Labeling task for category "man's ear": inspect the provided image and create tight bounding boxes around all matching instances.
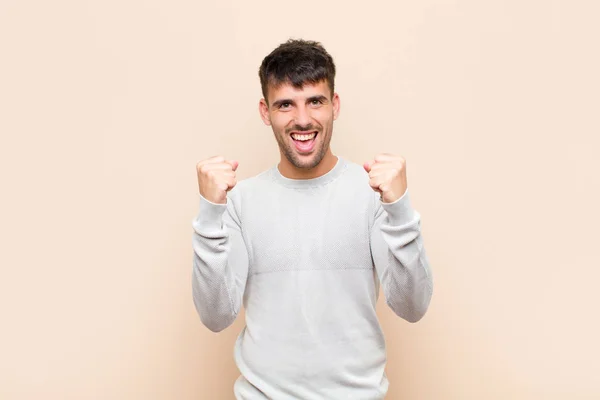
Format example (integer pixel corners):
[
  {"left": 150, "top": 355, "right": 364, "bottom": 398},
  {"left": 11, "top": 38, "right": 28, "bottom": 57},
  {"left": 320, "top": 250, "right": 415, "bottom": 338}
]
[
  {"left": 332, "top": 92, "right": 341, "bottom": 121},
  {"left": 259, "top": 99, "right": 271, "bottom": 126}
]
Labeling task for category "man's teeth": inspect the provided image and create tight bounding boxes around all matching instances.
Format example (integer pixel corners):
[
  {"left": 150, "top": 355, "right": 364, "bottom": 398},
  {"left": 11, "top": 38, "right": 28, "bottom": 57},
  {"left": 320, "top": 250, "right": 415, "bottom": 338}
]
[{"left": 291, "top": 132, "right": 316, "bottom": 141}]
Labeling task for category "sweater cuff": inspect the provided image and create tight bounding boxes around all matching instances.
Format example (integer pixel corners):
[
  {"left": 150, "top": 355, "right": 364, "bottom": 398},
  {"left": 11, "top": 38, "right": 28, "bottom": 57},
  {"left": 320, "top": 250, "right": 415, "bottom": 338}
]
[
  {"left": 195, "top": 193, "right": 227, "bottom": 231},
  {"left": 380, "top": 189, "right": 417, "bottom": 226}
]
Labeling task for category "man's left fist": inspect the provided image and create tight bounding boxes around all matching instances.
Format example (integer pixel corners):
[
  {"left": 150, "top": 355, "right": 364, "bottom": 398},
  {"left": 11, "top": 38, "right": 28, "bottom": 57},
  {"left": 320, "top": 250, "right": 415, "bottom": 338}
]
[{"left": 363, "top": 153, "right": 408, "bottom": 203}]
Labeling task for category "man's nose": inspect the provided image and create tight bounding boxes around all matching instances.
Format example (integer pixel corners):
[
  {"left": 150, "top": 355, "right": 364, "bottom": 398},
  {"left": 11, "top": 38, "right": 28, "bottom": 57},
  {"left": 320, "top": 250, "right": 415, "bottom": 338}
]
[{"left": 293, "top": 104, "right": 311, "bottom": 127}]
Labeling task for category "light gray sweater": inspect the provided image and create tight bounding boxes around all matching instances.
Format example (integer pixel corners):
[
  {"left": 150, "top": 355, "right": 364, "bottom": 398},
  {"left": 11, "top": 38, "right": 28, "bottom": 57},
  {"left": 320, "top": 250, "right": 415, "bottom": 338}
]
[{"left": 192, "top": 156, "right": 433, "bottom": 399}]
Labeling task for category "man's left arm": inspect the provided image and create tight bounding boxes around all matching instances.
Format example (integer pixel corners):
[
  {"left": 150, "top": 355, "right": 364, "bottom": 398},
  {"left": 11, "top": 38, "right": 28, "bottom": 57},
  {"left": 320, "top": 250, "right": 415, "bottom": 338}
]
[{"left": 365, "top": 154, "right": 434, "bottom": 323}]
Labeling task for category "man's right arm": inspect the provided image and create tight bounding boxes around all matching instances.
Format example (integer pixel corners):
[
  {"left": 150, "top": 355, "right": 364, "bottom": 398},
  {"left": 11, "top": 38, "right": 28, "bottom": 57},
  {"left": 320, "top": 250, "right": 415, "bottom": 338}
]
[
  {"left": 192, "top": 192, "right": 249, "bottom": 332},
  {"left": 192, "top": 156, "right": 248, "bottom": 332}
]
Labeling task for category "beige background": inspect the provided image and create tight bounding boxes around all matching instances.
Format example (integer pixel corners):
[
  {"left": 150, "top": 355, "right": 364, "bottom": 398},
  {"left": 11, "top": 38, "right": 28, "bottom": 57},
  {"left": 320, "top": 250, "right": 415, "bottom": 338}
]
[{"left": 1, "top": 0, "right": 599, "bottom": 399}]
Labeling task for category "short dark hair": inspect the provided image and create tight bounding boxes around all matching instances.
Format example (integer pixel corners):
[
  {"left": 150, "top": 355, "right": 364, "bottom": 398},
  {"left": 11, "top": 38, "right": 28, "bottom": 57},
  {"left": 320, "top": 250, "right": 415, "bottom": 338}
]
[{"left": 258, "top": 39, "right": 336, "bottom": 102}]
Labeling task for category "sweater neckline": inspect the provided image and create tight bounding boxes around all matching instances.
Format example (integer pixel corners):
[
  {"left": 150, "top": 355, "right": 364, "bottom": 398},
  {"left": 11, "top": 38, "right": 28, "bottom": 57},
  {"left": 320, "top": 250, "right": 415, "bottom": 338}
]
[{"left": 271, "top": 156, "right": 347, "bottom": 189}]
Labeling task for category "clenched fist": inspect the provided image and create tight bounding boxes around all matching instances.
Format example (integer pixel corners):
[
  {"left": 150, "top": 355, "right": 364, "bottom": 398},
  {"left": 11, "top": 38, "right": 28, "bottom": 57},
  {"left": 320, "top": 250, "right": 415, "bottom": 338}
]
[
  {"left": 196, "top": 156, "right": 239, "bottom": 204},
  {"left": 364, "top": 153, "right": 408, "bottom": 203}
]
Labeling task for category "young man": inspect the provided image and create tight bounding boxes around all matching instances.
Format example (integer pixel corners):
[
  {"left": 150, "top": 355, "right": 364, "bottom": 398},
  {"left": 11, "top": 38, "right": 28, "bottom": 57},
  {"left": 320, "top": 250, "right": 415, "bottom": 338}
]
[{"left": 192, "top": 39, "right": 433, "bottom": 399}]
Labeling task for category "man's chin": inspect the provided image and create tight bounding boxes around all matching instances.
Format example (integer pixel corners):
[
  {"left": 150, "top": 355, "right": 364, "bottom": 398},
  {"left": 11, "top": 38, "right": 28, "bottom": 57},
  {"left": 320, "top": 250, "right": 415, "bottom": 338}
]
[
  {"left": 280, "top": 142, "right": 327, "bottom": 171},
  {"left": 293, "top": 155, "right": 324, "bottom": 170}
]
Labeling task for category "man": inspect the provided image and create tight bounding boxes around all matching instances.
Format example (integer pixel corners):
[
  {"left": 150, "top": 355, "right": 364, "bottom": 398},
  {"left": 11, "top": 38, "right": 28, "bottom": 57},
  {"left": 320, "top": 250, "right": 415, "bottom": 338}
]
[{"left": 192, "top": 39, "right": 433, "bottom": 399}]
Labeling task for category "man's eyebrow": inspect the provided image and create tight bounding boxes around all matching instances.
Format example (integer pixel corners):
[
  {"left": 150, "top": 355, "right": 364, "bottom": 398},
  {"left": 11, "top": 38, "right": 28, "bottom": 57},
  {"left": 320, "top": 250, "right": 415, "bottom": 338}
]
[
  {"left": 271, "top": 98, "right": 294, "bottom": 108},
  {"left": 307, "top": 95, "right": 328, "bottom": 103}
]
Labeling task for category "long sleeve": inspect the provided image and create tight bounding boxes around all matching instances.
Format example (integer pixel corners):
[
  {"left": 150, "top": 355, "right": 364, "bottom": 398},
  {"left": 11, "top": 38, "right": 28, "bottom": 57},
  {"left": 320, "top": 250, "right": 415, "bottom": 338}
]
[
  {"left": 192, "top": 191, "right": 249, "bottom": 332},
  {"left": 370, "top": 189, "right": 433, "bottom": 323}
]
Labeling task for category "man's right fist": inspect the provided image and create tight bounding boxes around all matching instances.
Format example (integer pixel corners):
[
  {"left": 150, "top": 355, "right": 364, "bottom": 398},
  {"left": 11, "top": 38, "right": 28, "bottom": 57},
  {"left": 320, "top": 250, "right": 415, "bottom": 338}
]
[{"left": 196, "top": 156, "right": 239, "bottom": 204}]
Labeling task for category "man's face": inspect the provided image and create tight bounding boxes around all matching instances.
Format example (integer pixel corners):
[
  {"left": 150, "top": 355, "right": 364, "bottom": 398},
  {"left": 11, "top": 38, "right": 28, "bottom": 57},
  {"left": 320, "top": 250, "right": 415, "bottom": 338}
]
[{"left": 259, "top": 80, "right": 340, "bottom": 171}]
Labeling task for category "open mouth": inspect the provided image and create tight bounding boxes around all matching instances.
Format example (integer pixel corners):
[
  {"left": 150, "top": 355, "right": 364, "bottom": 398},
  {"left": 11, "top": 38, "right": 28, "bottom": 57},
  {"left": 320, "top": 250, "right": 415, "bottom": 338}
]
[
  {"left": 291, "top": 131, "right": 317, "bottom": 141},
  {"left": 290, "top": 131, "right": 318, "bottom": 153}
]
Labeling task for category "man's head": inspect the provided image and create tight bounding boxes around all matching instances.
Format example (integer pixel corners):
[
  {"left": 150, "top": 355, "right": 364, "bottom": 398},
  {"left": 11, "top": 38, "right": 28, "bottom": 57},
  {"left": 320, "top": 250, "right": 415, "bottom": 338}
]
[{"left": 258, "top": 39, "right": 340, "bottom": 177}]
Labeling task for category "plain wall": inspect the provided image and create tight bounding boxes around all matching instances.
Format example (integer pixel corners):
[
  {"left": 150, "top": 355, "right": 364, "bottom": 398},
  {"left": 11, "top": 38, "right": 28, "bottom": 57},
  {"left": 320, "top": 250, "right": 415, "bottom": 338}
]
[{"left": 1, "top": 0, "right": 599, "bottom": 399}]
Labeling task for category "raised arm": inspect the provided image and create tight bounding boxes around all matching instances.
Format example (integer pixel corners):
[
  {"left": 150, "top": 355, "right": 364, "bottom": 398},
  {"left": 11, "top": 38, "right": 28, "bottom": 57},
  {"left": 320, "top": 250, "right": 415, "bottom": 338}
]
[
  {"left": 370, "top": 190, "right": 433, "bottom": 322},
  {"left": 192, "top": 157, "right": 249, "bottom": 332},
  {"left": 364, "top": 154, "right": 433, "bottom": 322}
]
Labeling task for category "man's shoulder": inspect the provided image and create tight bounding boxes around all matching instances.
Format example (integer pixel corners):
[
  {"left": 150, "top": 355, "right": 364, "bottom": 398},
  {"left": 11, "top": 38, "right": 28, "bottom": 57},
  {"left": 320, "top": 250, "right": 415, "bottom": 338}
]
[
  {"left": 340, "top": 158, "right": 369, "bottom": 179},
  {"left": 237, "top": 166, "right": 275, "bottom": 190},
  {"left": 338, "top": 158, "right": 382, "bottom": 206},
  {"left": 227, "top": 166, "right": 275, "bottom": 200}
]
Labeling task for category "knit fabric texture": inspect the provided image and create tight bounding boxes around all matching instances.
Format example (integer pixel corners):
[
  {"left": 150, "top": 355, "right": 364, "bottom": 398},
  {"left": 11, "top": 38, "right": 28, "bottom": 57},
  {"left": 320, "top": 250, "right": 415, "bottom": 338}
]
[{"left": 192, "top": 156, "right": 433, "bottom": 399}]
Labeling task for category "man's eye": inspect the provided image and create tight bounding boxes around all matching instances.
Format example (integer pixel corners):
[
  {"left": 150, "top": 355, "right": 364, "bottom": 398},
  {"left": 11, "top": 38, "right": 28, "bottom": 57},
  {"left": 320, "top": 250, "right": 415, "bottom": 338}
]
[
  {"left": 311, "top": 99, "right": 322, "bottom": 105},
  {"left": 280, "top": 102, "right": 291, "bottom": 109}
]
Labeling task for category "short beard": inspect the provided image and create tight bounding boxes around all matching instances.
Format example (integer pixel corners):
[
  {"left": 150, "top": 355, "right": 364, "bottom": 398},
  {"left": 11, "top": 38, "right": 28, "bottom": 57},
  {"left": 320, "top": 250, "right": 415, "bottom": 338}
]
[{"left": 274, "top": 123, "right": 331, "bottom": 170}]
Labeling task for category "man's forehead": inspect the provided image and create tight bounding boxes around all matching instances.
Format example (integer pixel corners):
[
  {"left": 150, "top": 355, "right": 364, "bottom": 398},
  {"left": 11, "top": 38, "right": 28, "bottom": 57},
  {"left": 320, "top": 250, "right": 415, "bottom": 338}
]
[{"left": 267, "top": 80, "right": 330, "bottom": 100}]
